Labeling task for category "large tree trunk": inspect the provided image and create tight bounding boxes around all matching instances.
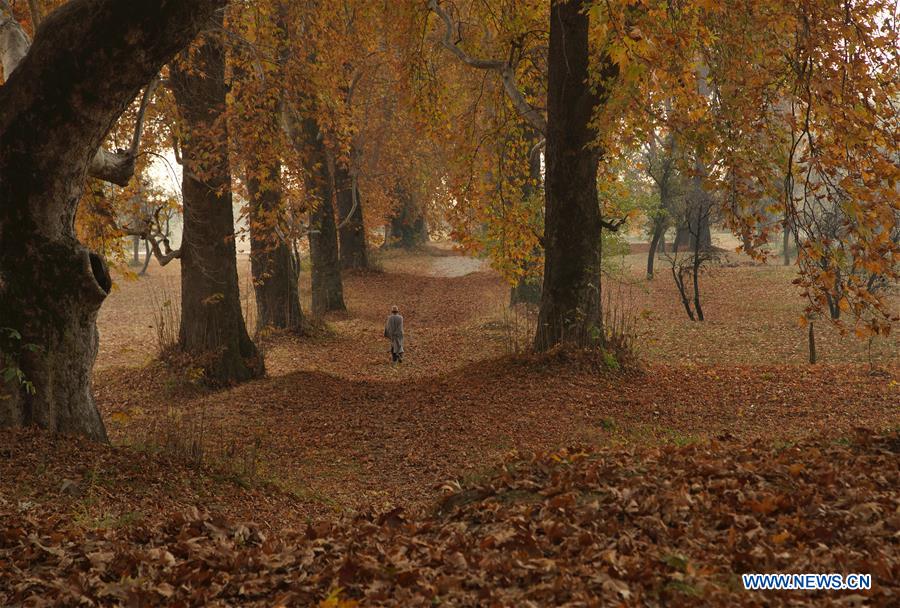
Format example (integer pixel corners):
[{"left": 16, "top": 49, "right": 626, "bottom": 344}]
[
  {"left": 230, "top": 14, "right": 301, "bottom": 332},
  {"left": 302, "top": 125, "right": 345, "bottom": 316},
  {"left": 336, "top": 157, "right": 369, "bottom": 270},
  {"left": 534, "top": 0, "right": 614, "bottom": 351},
  {"left": 247, "top": 161, "right": 303, "bottom": 331},
  {"left": 170, "top": 24, "right": 264, "bottom": 384},
  {"left": 309, "top": 179, "right": 346, "bottom": 316},
  {"left": 282, "top": 104, "right": 346, "bottom": 317},
  {"left": 0, "top": 0, "right": 224, "bottom": 440}
]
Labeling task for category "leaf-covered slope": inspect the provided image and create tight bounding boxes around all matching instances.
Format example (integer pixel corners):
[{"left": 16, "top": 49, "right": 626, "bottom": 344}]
[{"left": 2, "top": 431, "right": 897, "bottom": 606}]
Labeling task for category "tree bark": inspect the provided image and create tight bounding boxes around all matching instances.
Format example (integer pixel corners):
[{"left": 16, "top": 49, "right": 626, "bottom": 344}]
[
  {"left": 647, "top": 218, "right": 667, "bottom": 280},
  {"left": 131, "top": 235, "right": 142, "bottom": 266},
  {"left": 309, "top": 177, "right": 346, "bottom": 316},
  {"left": 0, "top": 0, "right": 224, "bottom": 440},
  {"left": 303, "top": 126, "right": 345, "bottom": 316},
  {"left": 534, "top": 0, "right": 614, "bottom": 351},
  {"left": 673, "top": 211, "right": 711, "bottom": 252},
  {"left": 782, "top": 219, "right": 791, "bottom": 265},
  {"left": 692, "top": 233, "right": 705, "bottom": 321},
  {"left": 282, "top": 104, "right": 347, "bottom": 317},
  {"left": 336, "top": 157, "right": 369, "bottom": 270},
  {"left": 170, "top": 24, "right": 264, "bottom": 384},
  {"left": 247, "top": 161, "right": 303, "bottom": 331},
  {"left": 808, "top": 321, "right": 817, "bottom": 364},
  {"left": 384, "top": 185, "right": 428, "bottom": 249},
  {"left": 1, "top": 4, "right": 154, "bottom": 188}
]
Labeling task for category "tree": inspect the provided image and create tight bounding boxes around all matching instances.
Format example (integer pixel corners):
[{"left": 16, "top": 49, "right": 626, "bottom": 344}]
[
  {"left": 384, "top": 183, "right": 429, "bottom": 249},
  {"left": 0, "top": 0, "right": 225, "bottom": 440},
  {"left": 170, "top": 18, "right": 264, "bottom": 384},
  {"left": 308, "top": 160, "right": 347, "bottom": 316},
  {"left": 246, "top": 159, "right": 303, "bottom": 330},
  {"left": 230, "top": 2, "right": 305, "bottom": 331},
  {"left": 644, "top": 130, "right": 678, "bottom": 279},
  {"left": 534, "top": 0, "right": 616, "bottom": 351},
  {"left": 423, "top": 0, "right": 547, "bottom": 299},
  {"left": 666, "top": 204, "right": 721, "bottom": 321},
  {"left": 283, "top": 104, "right": 347, "bottom": 317},
  {"left": 336, "top": 150, "right": 369, "bottom": 269}
]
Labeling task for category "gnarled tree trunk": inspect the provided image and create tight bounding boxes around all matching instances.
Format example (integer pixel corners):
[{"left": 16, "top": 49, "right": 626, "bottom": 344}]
[
  {"left": 0, "top": 0, "right": 224, "bottom": 440},
  {"left": 534, "top": 0, "right": 614, "bottom": 351},
  {"left": 170, "top": 24, "right": 264, "bottom": 384}
]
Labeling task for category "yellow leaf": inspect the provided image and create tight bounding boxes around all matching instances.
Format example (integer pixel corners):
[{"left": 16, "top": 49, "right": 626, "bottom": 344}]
[
  {"left": 319, "top": 589, "right": 358, "bottom": 608},
  {"left": 771, "top": 530, "right": 791, "bottom": 545}
]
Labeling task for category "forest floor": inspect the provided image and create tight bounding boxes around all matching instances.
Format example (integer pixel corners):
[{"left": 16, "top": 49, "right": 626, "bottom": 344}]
[{"left": 2, "top": 243, "right": 898, "bottom": 605}]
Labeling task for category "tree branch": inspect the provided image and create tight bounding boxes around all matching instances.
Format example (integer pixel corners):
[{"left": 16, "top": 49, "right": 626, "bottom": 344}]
[
  {"left": 26, "top": 0, "right": 41, "bottom": 29},
  {"left": 121, "top": 205, "right": 181, "bottom": 266},
  {"left": 600, "top": 217, "right": 627, "bottom": 232},
  {"left": 0, "top": 0, "right": 30, "bottom": 80},
  {"left": 427, "top": 0, "right": 547, "bottom": 134},
  {"left": 1, "top": 2, "right": 158, "bottom": 187}
]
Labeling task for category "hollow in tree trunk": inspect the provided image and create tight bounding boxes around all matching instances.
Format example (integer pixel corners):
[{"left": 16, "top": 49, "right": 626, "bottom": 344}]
[
  {"left": 170, "top": 24, "right": 263, "bottom": 384},
  {"left": 0, "top": 0, "right": 224, "bottom": 440},
  {"left": 534, "top": 0, "right": 615, "bottom": 351}
]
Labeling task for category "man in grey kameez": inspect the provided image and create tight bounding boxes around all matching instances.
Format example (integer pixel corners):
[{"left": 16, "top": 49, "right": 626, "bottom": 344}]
[{"left": 384, "top": 305, "right": 404, "bottom": 363}]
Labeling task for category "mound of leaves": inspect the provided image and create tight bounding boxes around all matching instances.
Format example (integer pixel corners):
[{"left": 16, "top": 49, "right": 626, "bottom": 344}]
[{"left": 2, "top": 431, "right": 897, "bottom": 607}]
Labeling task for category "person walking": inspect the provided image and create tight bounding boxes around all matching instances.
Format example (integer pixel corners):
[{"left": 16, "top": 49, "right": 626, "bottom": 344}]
[{"left": 384, "top": 305, "right": 404, "bottom": 363}]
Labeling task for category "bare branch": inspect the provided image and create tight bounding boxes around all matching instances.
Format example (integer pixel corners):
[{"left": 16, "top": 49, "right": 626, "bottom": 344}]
[
  {"left": 130, "top": 76, "right": 159, "bottom": 153},
  {"left": 122, "top": 205, "right": 181, "bottom": 266}
]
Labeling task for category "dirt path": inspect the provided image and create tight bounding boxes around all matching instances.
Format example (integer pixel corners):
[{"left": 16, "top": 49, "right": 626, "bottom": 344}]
[
  {"left": 95, "top": 245, "right": 503, "bottom": 374},
  {"left": 92, "top": 245, "right": 899, "bottom": 518},
  {"left": 425, "top": 254, "right": 488, "bottom": 277}
]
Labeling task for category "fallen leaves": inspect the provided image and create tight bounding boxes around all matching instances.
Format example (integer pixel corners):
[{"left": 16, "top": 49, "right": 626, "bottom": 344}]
[{"left": 1, "top": 431, "right": 897, "bottom": 606}]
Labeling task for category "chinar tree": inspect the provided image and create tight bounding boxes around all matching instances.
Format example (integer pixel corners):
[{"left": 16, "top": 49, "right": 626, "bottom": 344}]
[
  {"left": 0, "top": 0, "right": 225, "bottom": 441},
  {"left": 534, "top": 0, "right": 618, "bottom": 350},
  {"left": 170, "top": 14, "right": 265, "bottom": 383}
]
